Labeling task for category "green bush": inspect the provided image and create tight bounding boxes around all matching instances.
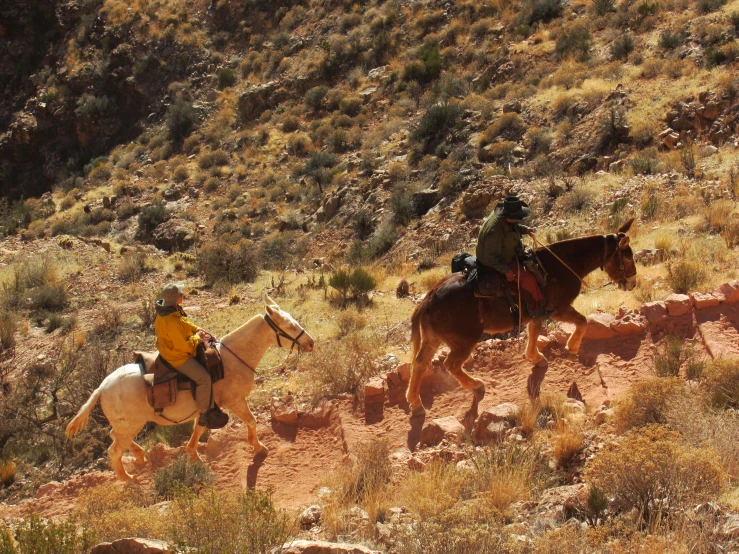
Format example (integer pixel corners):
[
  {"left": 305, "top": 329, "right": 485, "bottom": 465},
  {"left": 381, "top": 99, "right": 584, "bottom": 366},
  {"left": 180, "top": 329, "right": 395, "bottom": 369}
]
[
  {"left": 154, "top": 455, "right": 212, "bottom": 500},
  {"left": 197, "top": 239, "right": 260, "bottom": 285},
  {"left": 555, "top": 23, "right": 591, "bottom": 60},
  {"left": 411, "top": 102, "right": 462, "bottom": 155},
  {"left": 329, "top": 267, "right": 377, "bottom": 303},
  {"left": 0, "top": 514, "right": 95, "bottom": 554},
  {"left": 614, "top": 377, "right": 689, "bottom": 431},
  {"left": 30, "top": 283, "right": 68, "bottom": 312},
  {"left": 167, "top": 96, "right": 196, "bottom": 143},
  {"left": 76, "top": 94, "right": 109, "bottom": 117},
  {"left": 339, "top": 95, "right": 363, "bottom": 117},
  {"left": 667, "top": 259, "right": 704, "bottom": 294},
  {"left": 611, "top": 34, "right": 635, "bottom": 61},
  {"left": 304, "top": 85, "right": 328, "bottom": 111},
  {"left": 698, "top": 0, "right": 727, "bottom": 13},
  {"left": 402, "top": 45, "right": 442, "bottom": 84},
  {"left": 281, "top": 115, "right": 300, "bottom": 133},
  {"left": 302, "top": 151, "right": 338, "bottom": 191},
  {"left": 593, "top": 0, "right": 616, "bottom": 15},
  {"left": 217, "top": 68, "right": 236, "bottom": 90},
  {"left": 480, "top": 113, "right": 526, "bottom": 145},
  {"left": 137, "top": 202, "right": 169, "bottom": 239},
  {"left": 653, "top": 335, "right": 693, "bottom": 377},
  {"left": 659, "top": 30, "right": 682, "bottom": 50},
  {"left": 529, "top": 0, "right": 564, "bottom": 24}
]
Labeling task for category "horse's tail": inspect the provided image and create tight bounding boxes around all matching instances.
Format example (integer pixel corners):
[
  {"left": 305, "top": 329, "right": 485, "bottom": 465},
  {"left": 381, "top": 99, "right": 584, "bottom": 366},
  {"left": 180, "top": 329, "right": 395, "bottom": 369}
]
[{"left": 65, "top": 384, "right": 103, "bottom": 438}]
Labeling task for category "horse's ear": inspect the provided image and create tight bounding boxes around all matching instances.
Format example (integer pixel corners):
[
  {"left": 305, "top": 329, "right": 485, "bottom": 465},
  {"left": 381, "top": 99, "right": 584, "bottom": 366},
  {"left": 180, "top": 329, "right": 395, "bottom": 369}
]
[
  {"left": 619, "top": 236, "right": 630, "bottom": 249},
  {"left": 263, "top": 293, "right": 279, "bottom": 308},
  {"left": 265, "top": 304, "right": 276, "bottom": 316},
  {"left": 618, "top": 217, "right": 635, "bottom": 234}
]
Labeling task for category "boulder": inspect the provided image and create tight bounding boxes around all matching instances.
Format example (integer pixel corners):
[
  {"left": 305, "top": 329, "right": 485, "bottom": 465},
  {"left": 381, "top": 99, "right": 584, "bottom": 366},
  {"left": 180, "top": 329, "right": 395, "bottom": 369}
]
[
  {"left": 633, "top": 248, "right": 667, "bottom": 265},
  {"left": 90, "top": 538, "right": 171, "bottom": 554},
  {"left": 271, "top": 395, "right": 298, "bottom": 425},
  {"left": 420, "top": 416, "right": 466, "bottom": 446},
  {"left": 584, "top": 312, "right": 617, "bottom": 339},
  {"left": 593, "top": 406, "right": 614, "bottom": 425},
  {"left": 610, "top": 314, "right": 646, "bottom": 335},
  {"left": 411, "top": 188, "right": 439, "bottom": 216},
  {"left": 711, "top": 280, "right": 739, "bottom": 304},
  {"left": 297, "top": 398, "right": 335, "bottom": 427},
  {"left": 237, "top": 81, "right": 285, "bottom": 121},
  {"left": 690, "top": 292, "right": 720, "bottom": 309},
  {"left": 367, "top": 66, "right": 387, "bottom": 80},
  {"left": 408, "top": 456, "right": 426, "bottom": 472},
  {"left": 479, "top": 402, "right": 519, "bottom": 424},
  {"left": 563, "top": 398, "right": 586, "bottom": 416},
  {"left": 472, "top": 420, "right": 510, "bottom": 446},
  {"left": 151, "top": 218, "right": 197, "bottom": 253},
  {"left": 503, "top": 99, "right": 522, "bottom": 113},
  {"left": 640, "top": 301, "right": 668, "bottom": 324},
  {"left": 699, "top": 144, "right": 718, "bottom": 158},
  {"left": 537, "top": 484, "right": 590, "bottom": 521},
  {"left": 363, "top": 377, "right": 385, "bottom": 398},
  {"left": 665, "top": 293, "right": 691, "bottom": 316},
  {"left": 316, "top": 194, "right": 340, "bottom": 222},
  {"left": 279, "top": 540, "right": 382, "bottom": 554},
  {"left": 719, "top": 514, "right": 739, "bottom": 540},
  {"left": 396, "top": 362, "right": 411, "bottom": 383},
  {"left": 298, "top": 505, "right": 322, "bottom": 529}
]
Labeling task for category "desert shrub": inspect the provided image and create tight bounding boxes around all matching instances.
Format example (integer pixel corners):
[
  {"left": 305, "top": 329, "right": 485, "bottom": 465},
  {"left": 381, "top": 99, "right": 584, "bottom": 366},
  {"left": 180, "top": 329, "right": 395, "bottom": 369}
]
[
  {"left": 667, "top": 259, "right": 704, "bottom": 294},
  {"left": 339, "top": 95, "right": 363, "bottom": 117},
  {"left": 698, "top": 0, "right": 727, "bottom": 13},
  {"left": 529, "top": 0, "right": 564, "bottom": 24},
  {"left": 117, "top": 251, "right": 153, "bottom": 282},
  {"left": 593, "top": 0, "right": 616, "bottom": 15},
  {"left": 59, "top": 195, "right": 76, "bottom": 211},
  {"left": 173, "top": 165, "right": 189, "bottom": 182},
  {"left": 630, "top": 148, "right": 660, "bottom": 175},
  {"left": 30, "top": 283, "right": 68, "bottom": 312},
  {"left": 204, "top": 176, "right": 220, "bottom": 192},
  {"left": 329, "top": 267, "right": 376, "bottom": 304},
  {"left": 217, "top": 68, "right": 236, "bottom": 90},
  {"left": 611, "top": 34, "right": 635, "bottom": 60},
  {"left": 0, "top": 312, "right": 16, "bottom": 351},
  {"left": 167, "top": 96, "right": 196, "bottom": 143},
  {"left": 702, "top": 358, "right": 739, "bottom": 409},
  {"left": 553, "top": 427, "right": 584, "bottom": 468},
  {"left": 526, "top": 126, "right": 553, "bottom": 156},
  {"left": 614, "top": 377, "right": 690, "bottom": 431},
  {"left": 286, "top": 133, "right": 312, "bottom": 157},
  {"left": 396, "top": 278, "right": 410, "bottom": 298},
  {"left": 212, "top": 149, "right": 229, "bottom": 166},
  {"left": 335, "top": 441, "right": 392, "bottom": 505},
  {"left": 307, "top": 332, "right": 380, "bottom": 396},
  {"left": 0, "top": 514, "right": 95, "bottom": 554},
  {"left": 352, "top": 209, "right": 374, "bottom": 240},
  {"left": 154, "top": 454, "right": 212, "bottom": 500},
  {"left": 480, "top": 113, "right": 526, "bottom": 145},
  {"left": 703, "top": 199, "right": 734, "bottom": 234},
  {"left": 559, "top": 184, "right": 596, "bottom": 213},
  {"left": 412, "top": 102, "right": 463, "bottom": 157},
  {"left": 653, "top": 335, "right": 695, "bottom": 377},
  {"left": 169, "top": 488, "right": 292, "bottom": 554},
  {"left": 281, "top": 115, "right": 300, "bottom": 133},
  {"left": 116, "top": 201, "right": 137, "bottom": 220},
  {"left": 197, "top": 240, "right": 259, "bottom": 284},
  {"left": 595, "top": 107, "right": 630, "bottom": 153},
  {"left": 137, "top": 201, "right": 169, "bottom": 238},
  {"left": 659, "top": 30, "right": 682, "bottom": 50},
  {"left": 390, "top": 186, "right": 416, "bottom": 226},
  {"left": 336, "top": 310, "right": 367, "bottom": 337},
  {"left": 305, "top": 86, "right": 328, "bottom": 112},
  {"left": 402, "top": 45, "right": 442, "bottom": 84},
  {"left": 555, "top": 23, "right": 591, "bottom": 60},
  {"left": 587, "top": 425, "right": 725, "bottom": 522},
  {"left": 76, "top": 93, "right": 109, "bottom": 117}
]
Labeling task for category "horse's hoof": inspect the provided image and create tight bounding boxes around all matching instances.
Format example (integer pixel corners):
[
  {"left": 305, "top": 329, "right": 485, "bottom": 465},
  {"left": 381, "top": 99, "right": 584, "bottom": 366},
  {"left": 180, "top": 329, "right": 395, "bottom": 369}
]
[
  {"left": 116, "top": 472, "right": 134, "bottom": 482},
  {"left": 473, "top": 384, "right": 485, "bottom": 401},
  {"left": 254, "top": 444, "right": 269, "bottom": 456},
  {"left": 134, "top": 456, "right": 147, "bottom": 466},
  {"left": 534, "top": 358, "right": 549, "bottom": 368},
  {"left": 410, "top": 405, "right": 426, "bottom": 418}
]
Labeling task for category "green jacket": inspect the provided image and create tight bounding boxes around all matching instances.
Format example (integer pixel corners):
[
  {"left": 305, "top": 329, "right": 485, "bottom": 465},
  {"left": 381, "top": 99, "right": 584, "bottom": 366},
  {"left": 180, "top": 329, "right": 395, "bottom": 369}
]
[{"left": 476, "top": 214, "right": 529, "bottom": 273}]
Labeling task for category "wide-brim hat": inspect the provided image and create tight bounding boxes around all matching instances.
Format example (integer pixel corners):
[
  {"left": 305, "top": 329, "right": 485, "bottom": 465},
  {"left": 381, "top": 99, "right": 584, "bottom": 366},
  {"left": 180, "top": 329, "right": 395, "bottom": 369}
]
[
  {"left": 161, "top": 282, "right": 185, "bottom": 306},
  {"left": 493, "top": 195, "right": 530, "bottom": 220}
]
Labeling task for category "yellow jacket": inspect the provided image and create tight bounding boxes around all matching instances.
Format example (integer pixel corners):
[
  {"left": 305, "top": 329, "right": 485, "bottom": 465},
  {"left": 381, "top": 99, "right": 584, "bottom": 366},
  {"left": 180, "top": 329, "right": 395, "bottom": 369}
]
[{"left": 154, "top": 301, "right": 202, "bottom": 366}]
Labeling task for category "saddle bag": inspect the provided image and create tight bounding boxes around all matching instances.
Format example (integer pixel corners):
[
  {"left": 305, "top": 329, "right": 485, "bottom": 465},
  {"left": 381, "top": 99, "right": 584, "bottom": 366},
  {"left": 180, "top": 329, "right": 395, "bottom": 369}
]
[{"left": 134, "top": 352, "right": 180, "bottom": 410}]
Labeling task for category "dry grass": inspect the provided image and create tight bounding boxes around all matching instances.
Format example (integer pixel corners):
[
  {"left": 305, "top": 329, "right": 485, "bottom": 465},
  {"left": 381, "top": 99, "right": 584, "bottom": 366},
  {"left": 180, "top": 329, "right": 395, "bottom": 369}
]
[{"left": 552, "top": 426, "right": 584, "bottom": 468}]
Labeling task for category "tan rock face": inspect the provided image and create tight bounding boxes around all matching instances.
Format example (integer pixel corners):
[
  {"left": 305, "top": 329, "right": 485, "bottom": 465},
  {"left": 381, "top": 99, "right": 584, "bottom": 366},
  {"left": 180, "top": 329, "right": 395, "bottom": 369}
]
[
  {"left": 690, "top": 292, "right": 720, "bottom": 309},
  {"left": 271, "top": 395, "right": 298, "bottom": 425},
  {"left": 90, "top": 538, "right": 171, "bottom": 554},
  {"left": 640, "top": 301, "right": 668, "bottom": 324},
  {"left": 279, "top": 540, "right": 382, "bottom": 554},
  {"left": 585, "top": 312, "right": 617, "bottom": 339},
  {"left": 665, "top": 293, "right": 692, "bottom": 316},
  {"left": 420, "top": 416, "right": 466, "bottom": 446},
  {"left": 712, "top": 281, "right": 739, "bottom": 304},
  {"left": 363, "top": 377, "right": 385, "bottom": 398}
]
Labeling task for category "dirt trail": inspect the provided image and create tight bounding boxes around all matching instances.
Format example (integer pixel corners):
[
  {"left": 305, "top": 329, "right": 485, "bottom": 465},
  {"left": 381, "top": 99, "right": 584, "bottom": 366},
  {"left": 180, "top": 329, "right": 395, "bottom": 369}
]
[{"left": 2, "top": 303, "right": 738, "bottom": 519}]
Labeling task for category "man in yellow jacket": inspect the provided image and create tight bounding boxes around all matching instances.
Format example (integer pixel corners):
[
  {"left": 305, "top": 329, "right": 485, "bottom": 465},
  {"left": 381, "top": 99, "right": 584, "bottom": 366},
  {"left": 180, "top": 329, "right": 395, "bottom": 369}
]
[{"left": 155, "top": 282, "right": 213, "bottom": 426}]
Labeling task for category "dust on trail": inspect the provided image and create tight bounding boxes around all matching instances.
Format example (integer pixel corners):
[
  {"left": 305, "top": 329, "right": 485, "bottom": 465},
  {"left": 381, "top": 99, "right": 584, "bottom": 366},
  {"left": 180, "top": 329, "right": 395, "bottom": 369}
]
[{"left": 2, "top": 303, "right": 738, "bottom": 518}]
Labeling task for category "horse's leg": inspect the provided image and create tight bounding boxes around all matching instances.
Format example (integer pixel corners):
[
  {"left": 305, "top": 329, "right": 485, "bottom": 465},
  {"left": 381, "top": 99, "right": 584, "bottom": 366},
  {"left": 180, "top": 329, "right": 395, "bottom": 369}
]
[
  {"left": 229, "top": 399, "right": 269, "bottom": 455},
  {"left": 186, "top": 421, "right": 207, "bottom": 462},
  {"left": 552, "top": 305, "right": 588, "bottom": 355},
  {"left": 129, "top": 440, "right": 147, "bottom": 465},
  {"left": 108, "top": 429, "right": 136, "bottom": 481},
  {"left": 406, "top": 338, "right": 439, "bottom": 417},
  {"left": 525, "top": 319, "right": 547, "bottom": 366},
  {"left": 444, "top": 345, "right": 484, "bottom": 392}
]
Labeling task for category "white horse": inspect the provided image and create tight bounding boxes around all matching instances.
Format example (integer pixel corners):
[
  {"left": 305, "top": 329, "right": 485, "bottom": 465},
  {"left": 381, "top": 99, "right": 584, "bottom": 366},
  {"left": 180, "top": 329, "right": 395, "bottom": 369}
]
[{"left": 66, "top": 294, "right": 314, "bottom": 481}]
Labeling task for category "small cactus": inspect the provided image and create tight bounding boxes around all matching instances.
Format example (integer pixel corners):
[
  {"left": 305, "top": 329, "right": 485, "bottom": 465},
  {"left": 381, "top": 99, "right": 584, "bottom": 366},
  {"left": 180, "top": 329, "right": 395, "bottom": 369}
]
[{"left": 396, "top": 278, "right": 410, "bottom": 298}]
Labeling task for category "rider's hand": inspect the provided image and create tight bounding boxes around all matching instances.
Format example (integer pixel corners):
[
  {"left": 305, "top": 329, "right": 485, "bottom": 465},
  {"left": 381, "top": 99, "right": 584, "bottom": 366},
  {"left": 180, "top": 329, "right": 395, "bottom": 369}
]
[{"left": 505, "top": 270, "right": 515, "bottom": 281}]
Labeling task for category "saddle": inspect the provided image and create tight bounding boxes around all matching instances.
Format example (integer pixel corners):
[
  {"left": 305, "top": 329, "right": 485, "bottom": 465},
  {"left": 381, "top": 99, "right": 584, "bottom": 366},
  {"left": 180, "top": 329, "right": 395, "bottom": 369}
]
[{"left": 134, "top": 346, "right": 225, "bottom": 411}]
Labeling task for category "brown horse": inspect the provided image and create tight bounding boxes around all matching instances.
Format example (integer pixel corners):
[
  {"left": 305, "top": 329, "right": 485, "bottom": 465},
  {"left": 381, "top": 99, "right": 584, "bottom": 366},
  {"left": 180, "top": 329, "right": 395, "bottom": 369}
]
[{"left": 406, "top": 218, "right": 637, "bottom": 417}]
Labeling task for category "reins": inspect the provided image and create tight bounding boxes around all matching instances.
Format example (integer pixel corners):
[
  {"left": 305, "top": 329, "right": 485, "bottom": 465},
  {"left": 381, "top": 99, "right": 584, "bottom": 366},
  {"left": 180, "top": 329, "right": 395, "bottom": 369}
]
[
  {"left": 203, "top": 313, "right": 306, "bottom": 375},
  {"left": 530, "top": 233, "right": 590, "bottom": 290}
]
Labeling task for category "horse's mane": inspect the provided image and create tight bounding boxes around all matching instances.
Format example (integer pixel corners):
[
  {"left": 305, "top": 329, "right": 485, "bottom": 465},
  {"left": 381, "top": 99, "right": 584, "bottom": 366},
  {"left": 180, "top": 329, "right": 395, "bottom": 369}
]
[
  {"left": 539, "top": 234, "right": 606, "bottom": 256},
  {"left": 220, "top": 314, "right": 263, "bottom": 343}
]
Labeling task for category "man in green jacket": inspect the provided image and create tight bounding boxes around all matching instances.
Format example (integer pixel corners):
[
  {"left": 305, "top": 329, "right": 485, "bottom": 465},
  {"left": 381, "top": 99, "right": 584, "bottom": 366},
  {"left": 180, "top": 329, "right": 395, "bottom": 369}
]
[{"left": 476, "top": 195, "right": 544, "bottom": 314}]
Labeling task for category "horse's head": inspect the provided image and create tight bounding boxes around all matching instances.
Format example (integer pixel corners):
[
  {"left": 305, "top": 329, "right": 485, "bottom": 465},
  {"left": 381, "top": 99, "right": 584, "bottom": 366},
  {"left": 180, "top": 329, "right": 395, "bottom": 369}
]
[
  {"left": 603, "top": 218, "right": 637, "bottom": 291},
  {"left": 263, "top": 293, "right": 315, "bottom": 353}
]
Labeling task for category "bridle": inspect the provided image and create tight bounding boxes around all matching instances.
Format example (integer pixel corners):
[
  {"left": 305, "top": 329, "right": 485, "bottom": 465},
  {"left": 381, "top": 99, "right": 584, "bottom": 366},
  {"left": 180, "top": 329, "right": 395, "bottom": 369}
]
[
  {"left": 209, "top": 312, "right": 307, "bottom": 375},
  {"left": 264, "top": 313, "right": 305, "bottom": 354},
  {"left": 600, "top": 234, "right": 636, "bottom": 287}
]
